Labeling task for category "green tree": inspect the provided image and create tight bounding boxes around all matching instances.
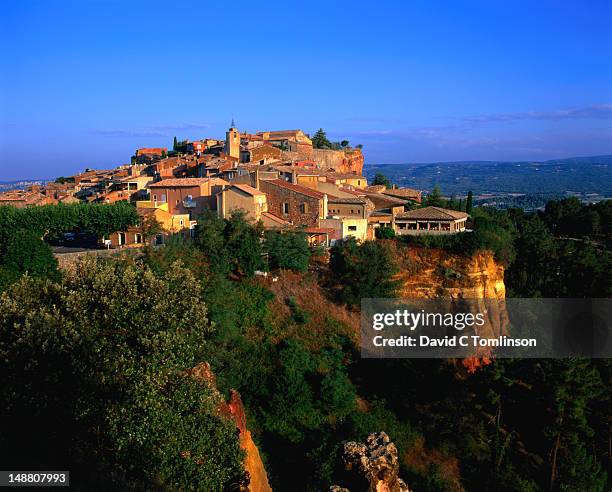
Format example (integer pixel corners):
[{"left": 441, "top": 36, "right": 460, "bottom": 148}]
[
  {"left": 312, "top": 128, "right": 332, "bottom": 149},
  {"left": 265, "top": 230, "right": 310, "bottom": 272},
  {"left": 1, "top": 229, "right": 59, "bottom": 284},
  {"left": 546, "top": 360, "right": 607, "bottom": 491},
  {"left": 505, "top": 213, "right": 555, "bottom": 297},
  {"left": 425, "top": 186, "right": 445, "bottom": 207},
  {"left": 330, "top": 238, "right": 399, "bottom": 305},
  {"left": 195, "top": 210, "right": 231, "bottom": 275},
  {"left": 0, "top": 258, "right": 245, "bottom": 490},
  {"left": 372, "top": 172, "right": 392, "bottom": 188},
  {"left": 466, "top": 191, "right": 474, "bottom": 215},
  {"left": 0, "top": 202, "right": 138, "bottom": 248},
  {"left": 375, "top": 226, "right": 396, "bottom": 239},
  {"left": 173, "top": 136, "right": 178, "bottom": 151},
  {"left": 137, "top": 213, "right": 163, "bottom": 247},
  {"left": 340, "top": 140, "right": 350, "bottom": 148},
  {"left": 224, "top": 210, "right": 264, "bottom": 276}
]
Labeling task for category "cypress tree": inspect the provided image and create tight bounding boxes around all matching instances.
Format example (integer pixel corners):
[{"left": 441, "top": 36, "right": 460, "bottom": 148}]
[{"left": 466, "top": 191, "right": 474, "bottom": 215}]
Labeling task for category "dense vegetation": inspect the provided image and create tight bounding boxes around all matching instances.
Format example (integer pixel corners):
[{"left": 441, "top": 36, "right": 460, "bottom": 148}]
[
  {"left": 0, "top": 259, "right": 245, "bottom": 490},
  {"left": 0, "top": 200, "right": 610, "bottom": 491},
  {"left": 0, "top": 202, "right": 138, "bottom": 291},
  {"left": 0, "top": 202, "right": 138, "bottom": 253}
]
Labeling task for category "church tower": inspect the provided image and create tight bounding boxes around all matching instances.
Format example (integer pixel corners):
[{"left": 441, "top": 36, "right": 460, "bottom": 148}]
[{"left": 225, "top": 118, "right": 240, "bottom": 159}]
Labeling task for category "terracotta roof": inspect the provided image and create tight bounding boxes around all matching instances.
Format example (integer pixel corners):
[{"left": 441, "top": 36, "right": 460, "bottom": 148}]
[
  {"left": 258, "top": 130, "right": 302, "bottom": 137},
  {"left": 383, "top": 187, "right": 421, "bottom": 199},
  {"left": 325, "top": 173, "right": 365, "bottom": 180},
  {"left": 365, "top": 185, "right": 386, "bottom": 193},
  {"left": 261, "top": 212, "right": 292, "bottom": 227},
  {"left": 264, "top": 179, "right": 326, "bottom": 199},
  {"left": 395, "top": 206, "right": 469, "bottom": 221},
  {"left": 327, "top": 197, "right": 368, "bottom": 204},
  {"left": 232, "top": 184, "right": 265, "bottom": 196},
  {"left": 362, "top": 191, "right": 408, "bottom": 205},
  {"left": 338, "top": 187, "right": 365, "bottom": 196},
  {"left": 149, "top": 178, "right": 226, "bottom": 187}
]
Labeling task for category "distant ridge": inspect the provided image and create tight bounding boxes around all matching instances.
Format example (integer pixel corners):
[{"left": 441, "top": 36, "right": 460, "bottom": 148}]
[
  {"left": 367, "top": 155, "right": 612, "bottom": 167},
  {"left": 364, "top": 155, "right": 612, "bottom": 195}
]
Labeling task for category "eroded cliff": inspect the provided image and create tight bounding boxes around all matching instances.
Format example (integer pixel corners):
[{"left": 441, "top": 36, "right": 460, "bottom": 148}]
[
  {"left": 391, "top": 242, "right": 509, "bottom": 371},
  {"left": 312, "top": 148, "right": 364, "bottom": 174}
]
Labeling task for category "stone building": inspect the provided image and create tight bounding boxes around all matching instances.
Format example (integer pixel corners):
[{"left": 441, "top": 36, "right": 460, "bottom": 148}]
[
  {"left": 148, "top": 177, "right": 228, "bottom": 217},
  {"left": 393, "top": 206, "right": 468, "bottom": 235},
  {"left": 258, "top": 179, "right": 327, "bottom": 228},
  {"left": 216, "top": 183, "right": 267, "bottom": 221}
]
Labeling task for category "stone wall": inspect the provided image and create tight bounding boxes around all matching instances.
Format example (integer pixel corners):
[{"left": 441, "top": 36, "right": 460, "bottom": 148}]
[{"left": 259, "top": 180, "right": 321, "bottom": 227}]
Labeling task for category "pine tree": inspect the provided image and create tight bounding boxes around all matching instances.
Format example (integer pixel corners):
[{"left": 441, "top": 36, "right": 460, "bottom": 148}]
[
  {"left": 311, "top": 128, "right": 332, "bottom": 149},
  {"left": 173, "top": 136, "right": 178, "bottom": 151},
  {"left": 372, "top": 172, "right": 392, "bottom": 188},
  {"left": 426, "top": 186, "right": 444, "bottom": 207}
]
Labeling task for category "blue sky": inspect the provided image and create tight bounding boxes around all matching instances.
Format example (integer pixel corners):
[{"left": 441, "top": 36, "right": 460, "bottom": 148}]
[{"left": 0, "top": 0, "right": 610, "bottom": 179}]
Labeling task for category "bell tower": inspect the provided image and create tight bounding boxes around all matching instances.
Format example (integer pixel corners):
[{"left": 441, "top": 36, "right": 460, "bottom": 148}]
[{"left": 225, "top": 118, "right": 240, "bottom": 159}]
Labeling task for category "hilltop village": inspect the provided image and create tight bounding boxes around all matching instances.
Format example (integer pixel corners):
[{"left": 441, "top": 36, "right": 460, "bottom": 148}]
[{"left": 0, "top": 124, "right": 469, "bottom": 248}]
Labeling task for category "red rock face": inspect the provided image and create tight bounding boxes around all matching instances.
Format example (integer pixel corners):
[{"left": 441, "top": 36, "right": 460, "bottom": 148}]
[{"left": 312, "top": 149, "right": 364, "bottom": 174}]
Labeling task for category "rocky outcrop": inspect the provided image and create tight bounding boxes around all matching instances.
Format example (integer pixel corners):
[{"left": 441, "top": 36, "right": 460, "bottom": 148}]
[
  {"left": 312, "top": 148, "right": 364, "bottom": 174},
  {"left": 391, "top": 243, "right": 509, "bottom": 371},
  {"left": 186, "top": 363, "right": 272, "bottom": 492},
  {"left": 331, "top": 432, "right": 411, "bottom": 492},
  {"left": 393, "top": 245, "right": 505, "bottom": 300}
]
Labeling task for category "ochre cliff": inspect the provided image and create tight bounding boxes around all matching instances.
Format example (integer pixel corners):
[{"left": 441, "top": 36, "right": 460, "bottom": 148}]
[
  {"left": 391, "top": 243, "right": 509, "bottom": 370},
  {"left": 312, "top": 148, "right": 364, "bottom": 174},
  {"left": 393, "top": 244, "right": 506, "bottom": 300}
]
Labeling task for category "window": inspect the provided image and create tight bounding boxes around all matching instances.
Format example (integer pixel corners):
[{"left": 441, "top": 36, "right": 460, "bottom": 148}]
[
  {"left": 135, "top": 233, "right": 142, "bottom": 244},
  {"left": 153, "top": 194, "right": 157, "bottom": 201},
  {"left": 348, "top": 225, "right": 357, "bottom": 231},
  {"left": 180, "top": 219, "right": 184, "bottom": 226},
  {"left": 300, "top": 202, "right": 308, "bottom": 214},
  {"left": 282, "top": 203, "right": 289, "bottom": 214},
  {"left": 161, "top": 193, "right": 167, "bottom": 202}
]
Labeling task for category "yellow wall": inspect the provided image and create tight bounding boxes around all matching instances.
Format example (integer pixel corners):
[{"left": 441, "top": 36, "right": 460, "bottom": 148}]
[
  {"left": 218, "top": 187, "right": 267, "bottom": 220},
  {"left": 137, "top": 200, "right": 168, "bottom": 212},
  {"left": 341, "top": 217, "right": 368, "bottom": 241}
]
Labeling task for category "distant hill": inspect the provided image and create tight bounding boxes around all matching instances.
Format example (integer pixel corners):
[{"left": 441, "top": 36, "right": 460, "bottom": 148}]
[
  {"left": 365, "top": 155, "right": 612, "bottom": 196},
  {"left": 0, "top": 179, "right": 50, "bottom": 193}
]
